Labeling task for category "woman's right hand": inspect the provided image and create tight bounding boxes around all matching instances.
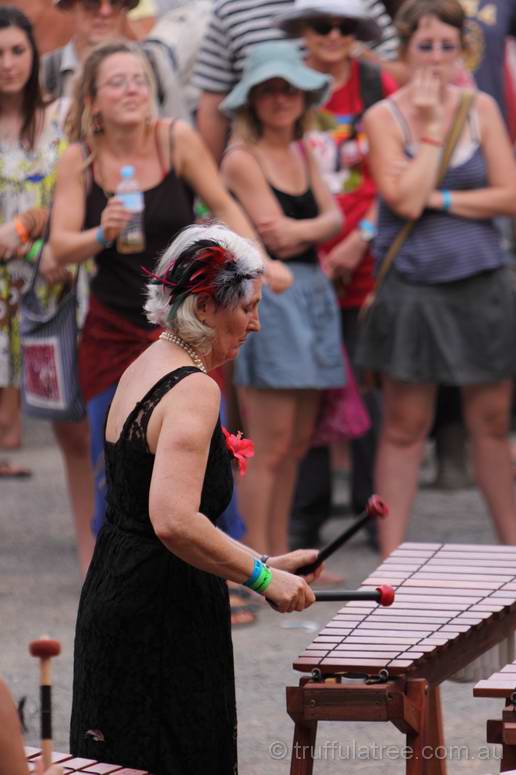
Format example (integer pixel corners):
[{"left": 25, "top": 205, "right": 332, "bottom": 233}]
[
  {"left": 100, "top": 198, "right": 132, "bottom": 243},
  {"left": 410, "top": 67, "right": 444, "bottom": 133},
  {"left": 263, "top": 259, "right": 293, "bottom": 294},
  {"left": 0, "top": 221, "right": 22, "bottom": 261},
  {"left": 264, "top": 568, "right": 315, "bottom": 613}
]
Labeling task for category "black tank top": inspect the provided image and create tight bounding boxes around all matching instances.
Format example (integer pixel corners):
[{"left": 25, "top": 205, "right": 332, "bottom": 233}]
[
  {"left": 85, "top": 168, "right": 194, "bottom": 330},
  {"left": 268, "top": 183, "right": 319, "bottom": 264}
]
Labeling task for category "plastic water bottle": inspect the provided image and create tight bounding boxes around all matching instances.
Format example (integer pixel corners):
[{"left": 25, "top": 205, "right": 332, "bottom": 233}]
[{"left": 116, "top": 165, "right": 145, "bottom": 254}]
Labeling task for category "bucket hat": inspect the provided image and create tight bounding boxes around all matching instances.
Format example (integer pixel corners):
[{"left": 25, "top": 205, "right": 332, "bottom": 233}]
[
  {"left": 220, "top": 41, "right": 331, "bottom": 117},
  {"left": 54, "top": 0, "right": 140, "bottom": 10},
  {"left": 275, "top": 0, "right": 381, "bottom": 42}
]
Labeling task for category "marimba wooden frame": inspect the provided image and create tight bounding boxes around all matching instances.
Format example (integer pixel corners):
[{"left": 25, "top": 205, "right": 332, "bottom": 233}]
[
  {"left": 287, "top": 676, "right": 443, "bottom": 775},
  {"left": 287, "top": 543, "right": 516, "bottom": 775}
]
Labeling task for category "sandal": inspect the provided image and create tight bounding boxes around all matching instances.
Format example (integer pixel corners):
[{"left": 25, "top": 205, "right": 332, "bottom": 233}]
[
  {"left": 229, "top": 589, "right": 259, "bottom": 627},
  {"left": 0, "top": 459, "right": 32, "bottom": 478}
]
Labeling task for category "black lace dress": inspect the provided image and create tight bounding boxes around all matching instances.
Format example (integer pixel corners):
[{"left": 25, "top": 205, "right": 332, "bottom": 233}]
[{"left": 70, "top": 367, "right": 237, "bottom": 775}]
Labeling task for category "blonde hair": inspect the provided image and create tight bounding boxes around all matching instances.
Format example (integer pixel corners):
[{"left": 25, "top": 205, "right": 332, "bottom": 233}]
[{"left": 65, "top": 40, "right": 157, "bottom": 163}]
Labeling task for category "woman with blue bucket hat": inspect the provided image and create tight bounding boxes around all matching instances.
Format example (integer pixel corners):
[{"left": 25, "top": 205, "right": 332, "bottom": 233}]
[{"left": 221, "top": 40, "right": 346, "bottom": 558}]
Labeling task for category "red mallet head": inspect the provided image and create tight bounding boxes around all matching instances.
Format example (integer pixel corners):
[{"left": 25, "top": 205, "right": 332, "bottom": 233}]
[
  {"left": 367, "top": 495, "right": 389, "bottom": 519},
  {"left": 377, "top": 585, "right": 395, "bottom": 607},
  {"left": 29, "top": 638, "right": 61, "bottom": 659}
]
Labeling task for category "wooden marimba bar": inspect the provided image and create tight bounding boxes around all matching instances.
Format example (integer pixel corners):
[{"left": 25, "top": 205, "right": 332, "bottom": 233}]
[
  {"left": 287, "top": 543, "right": 516, "bottom": 775},
  {"left": 25, "top": 747, "right": 150, "bottom": 774}
]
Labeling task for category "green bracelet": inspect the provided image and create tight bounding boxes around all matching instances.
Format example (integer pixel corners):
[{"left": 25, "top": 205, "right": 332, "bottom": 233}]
[
  {"left": 25, "top": 239, "right": 44, "bottom": 264},
  {"left": 253, "top": 565, "right": 273, "bottom": 595}
]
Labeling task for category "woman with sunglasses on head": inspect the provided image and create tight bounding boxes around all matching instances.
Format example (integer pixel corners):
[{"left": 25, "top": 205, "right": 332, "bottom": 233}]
[
  {"left": 356, "top": 0, "right": 516, "bottom": 557},
  {"left": 220, "top": 41, "right": 346, "bottom": 557},
  {"left": 50, "top": 40, "right": 289, "bottom": 538},
  {"left": 0, "top": 6, "right": 95, "bottom": 574},
  {"left": 277, "top": 0, "right": 398, "bottom": 551}
]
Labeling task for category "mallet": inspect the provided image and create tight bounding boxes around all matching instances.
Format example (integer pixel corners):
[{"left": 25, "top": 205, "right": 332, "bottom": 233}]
[
  {"left": 29, "top": 636, "right": 61, "bottom": 769},
  {"left": 314, "top": 584, "right": 395, "bottom": 606},
  {"left": 297, "top": 494, "right": 389, "bottom": 577}
]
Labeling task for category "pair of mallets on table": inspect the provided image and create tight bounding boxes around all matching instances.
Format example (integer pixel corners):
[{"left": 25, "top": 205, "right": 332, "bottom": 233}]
[{"left": 27, "top": 497, "right": 394, "bottom": 765}]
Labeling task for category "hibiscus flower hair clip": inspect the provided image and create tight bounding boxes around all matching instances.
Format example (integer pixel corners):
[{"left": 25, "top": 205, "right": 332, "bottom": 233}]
[{"left": 222, "top": 426, "right": 254, "bottom": 476}]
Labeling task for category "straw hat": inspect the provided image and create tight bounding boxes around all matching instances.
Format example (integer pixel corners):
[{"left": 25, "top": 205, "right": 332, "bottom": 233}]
[
  {"left": 275, "top": 0, "right": 381, "bottom": 42},
  {"left": 220, "top": 40, "right": 331, "bottom": 117}
]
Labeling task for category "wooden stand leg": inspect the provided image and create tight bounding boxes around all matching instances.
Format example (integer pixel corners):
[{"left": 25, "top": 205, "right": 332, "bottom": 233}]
[
  {"left": 424, "top": 686, "right": 447, "bottom": 775},
  {"left": 290, "top": 720, "right": 318, "bottom": 775},
  {"left": 406, "top": 679, "right": 429, "bottom": 775}
]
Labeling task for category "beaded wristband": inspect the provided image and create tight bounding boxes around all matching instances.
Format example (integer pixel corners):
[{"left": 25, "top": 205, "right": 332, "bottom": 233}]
[
  {"left": 441, "top": 190, "right": 453, "bottom": 212},
  {"left": 243, "top": 558, "right": 263, "bottom": 589},
  {"left": 421, "top": 136, "right": 443, "bottom": 148}
]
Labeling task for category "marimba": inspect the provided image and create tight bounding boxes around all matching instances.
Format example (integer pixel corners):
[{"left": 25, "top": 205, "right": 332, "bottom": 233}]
[
  {"left": 25, "top": 747, "right": 149, "bottom": 774},
  {"left": 287, "top": 543, "right": 516, "bottom": 775},
  {"left": 474, "top": 657, "right": 516, "bottom": 772}
]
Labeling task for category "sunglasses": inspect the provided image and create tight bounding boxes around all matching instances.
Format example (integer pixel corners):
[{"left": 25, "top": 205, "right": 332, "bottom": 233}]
[
  {"left": 307, "top": 17, "right": 359, "bottom": 36},
  {"left": 78, "top": 0, "right": 132, "bottom": 10}
]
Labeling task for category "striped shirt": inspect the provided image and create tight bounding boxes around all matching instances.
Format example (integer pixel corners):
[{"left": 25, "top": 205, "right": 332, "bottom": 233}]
[{"left": 193, "top": 0, "right": 399, "bottom": 93}]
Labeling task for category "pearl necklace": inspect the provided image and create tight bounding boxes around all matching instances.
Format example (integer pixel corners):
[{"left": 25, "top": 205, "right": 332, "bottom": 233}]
[{"left": 159, "top": 330, "right": 207, "bottom": 373}]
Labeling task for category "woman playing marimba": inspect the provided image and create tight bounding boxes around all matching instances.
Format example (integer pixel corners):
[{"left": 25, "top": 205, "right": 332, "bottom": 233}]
[{"left": 70, "top": 223, "right": 321, "bottom": 775}]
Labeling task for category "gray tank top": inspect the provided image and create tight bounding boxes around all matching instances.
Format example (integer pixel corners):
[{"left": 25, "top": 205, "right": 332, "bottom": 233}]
[{"left": 374, "top": 99, "right": 508, "bottom": 284}]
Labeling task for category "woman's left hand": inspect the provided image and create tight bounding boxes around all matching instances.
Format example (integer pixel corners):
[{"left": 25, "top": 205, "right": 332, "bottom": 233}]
[
  {"left": 268, "top": 549, "right": 324, "bottom": 585},
  {"left": 257, "top": 215, "right": 308, "bottom": 257}
]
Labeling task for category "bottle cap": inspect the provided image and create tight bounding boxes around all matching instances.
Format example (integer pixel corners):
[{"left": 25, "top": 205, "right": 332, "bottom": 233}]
[{"left": 121, "top": 165, "right": 135, "bottom": 178}]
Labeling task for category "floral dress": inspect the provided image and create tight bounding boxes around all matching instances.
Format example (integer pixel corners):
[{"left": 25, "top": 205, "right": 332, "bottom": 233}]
[{"left": 0, "top": 102, "right": 66, "bottom": 388}]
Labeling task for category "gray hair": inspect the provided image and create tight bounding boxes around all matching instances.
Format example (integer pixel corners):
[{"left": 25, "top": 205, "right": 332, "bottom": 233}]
[{"left": 144, "top": 222, "right": 263, "bottom": 355}]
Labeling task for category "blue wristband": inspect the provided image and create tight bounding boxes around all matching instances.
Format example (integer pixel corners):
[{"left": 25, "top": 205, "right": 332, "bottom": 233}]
[
  {"left": 441, "top": 190, "right": 452, "bottom": 212},
  {"left": 95, "top": 225, "right": 112, "bottom": 248},
  {"left": 243, "top": 559, "right": 263, "bottom": 589}
]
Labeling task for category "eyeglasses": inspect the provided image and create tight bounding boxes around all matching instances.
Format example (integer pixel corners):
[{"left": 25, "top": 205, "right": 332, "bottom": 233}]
[
  {"left": 416, "top": 41, "right": 459, "bottom": 54},
  {"left": 78, "top": 0, "right": 131, "bottom": 11},
  {"left": 307, "top": 17, "right": 359, "bottom": 36},
  {"left": 98, "top": 73, "right": 150, "bottom": 91},
  {"left": 253, "top": 82, "right": 302, "bottom": 98}
]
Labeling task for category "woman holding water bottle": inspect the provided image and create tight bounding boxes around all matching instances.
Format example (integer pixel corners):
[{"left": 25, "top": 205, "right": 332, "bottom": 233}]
[{"left": 49, "top": 40, "right": 280, "bottom": 535}]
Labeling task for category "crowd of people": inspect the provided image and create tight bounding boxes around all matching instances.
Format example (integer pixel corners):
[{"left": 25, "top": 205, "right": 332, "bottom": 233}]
[{"left": 1, "top": 0, "right": 516, "bottom": 772}]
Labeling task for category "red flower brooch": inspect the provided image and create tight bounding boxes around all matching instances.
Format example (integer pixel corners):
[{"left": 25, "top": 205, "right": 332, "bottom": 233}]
[{"left": 222, "top": 426, "right": 254, "bottom": 476}]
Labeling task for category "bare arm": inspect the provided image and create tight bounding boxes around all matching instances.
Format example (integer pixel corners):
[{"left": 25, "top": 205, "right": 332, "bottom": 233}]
[
  {"left": 196, "top": 91, "right": 230, "bottom": 164},
  {"left": 148, "top": 373, "right": 315, "bottom": 612},
  {"left": 174, "top": 122, "right": 293, "bottom": 291},
  {"left": 364, "top": 70, "right": 446, "bottom": 221},
  {"left": 50, "top": 145, "right": 130, "bottom": 265},
  {"left": 221, "top": 145, "right": 341, "bottom": 258},
  {"left": 427, "top": 93, "right": 516, "bottom": 218}
]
